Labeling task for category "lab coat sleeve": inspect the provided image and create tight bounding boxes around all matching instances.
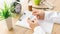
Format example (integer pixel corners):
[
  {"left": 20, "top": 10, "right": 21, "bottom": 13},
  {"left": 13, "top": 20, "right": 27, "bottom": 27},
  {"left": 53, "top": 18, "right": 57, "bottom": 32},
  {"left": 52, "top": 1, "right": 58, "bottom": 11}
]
[
  {"left": 45, "top": 11, "right": 60, "bottom": 23},
  {"left": 33, "top": 26, "right": 46, "bottom": 34}
]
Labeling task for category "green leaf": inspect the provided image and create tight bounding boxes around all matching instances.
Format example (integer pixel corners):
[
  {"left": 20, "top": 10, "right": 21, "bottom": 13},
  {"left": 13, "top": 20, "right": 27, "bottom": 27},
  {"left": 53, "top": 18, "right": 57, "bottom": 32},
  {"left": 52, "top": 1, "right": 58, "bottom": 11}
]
[{"left": 1, "top": 1, "right": 11, "bottom": 19}]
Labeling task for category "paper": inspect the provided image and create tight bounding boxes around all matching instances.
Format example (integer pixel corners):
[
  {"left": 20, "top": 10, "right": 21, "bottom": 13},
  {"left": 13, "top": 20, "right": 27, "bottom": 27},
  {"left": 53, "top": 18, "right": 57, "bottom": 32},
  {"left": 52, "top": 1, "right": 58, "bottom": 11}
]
[
  {"left": 16, "top": 11, "right": 33, "bottom": 29},
  {"left": 16, "top": 19, "right": 30, "bottom": 29}
]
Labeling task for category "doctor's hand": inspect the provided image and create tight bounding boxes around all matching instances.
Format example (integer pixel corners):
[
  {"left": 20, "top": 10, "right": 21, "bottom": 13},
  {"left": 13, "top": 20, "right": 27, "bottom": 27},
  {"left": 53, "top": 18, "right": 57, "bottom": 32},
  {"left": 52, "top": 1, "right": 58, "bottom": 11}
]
[
  {"left": 27, "top": 18, "right": 39, "bottom": 30},
  {"left": 32, "top": 10, "right": 45, "bottom": 20}
]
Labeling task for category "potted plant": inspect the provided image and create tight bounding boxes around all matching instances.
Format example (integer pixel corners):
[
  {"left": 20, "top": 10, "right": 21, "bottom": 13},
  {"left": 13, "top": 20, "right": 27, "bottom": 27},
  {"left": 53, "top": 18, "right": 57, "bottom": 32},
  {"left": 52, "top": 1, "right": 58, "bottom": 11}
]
[{"left": 0, "top": 2, "right": 13, "bottom": 31}]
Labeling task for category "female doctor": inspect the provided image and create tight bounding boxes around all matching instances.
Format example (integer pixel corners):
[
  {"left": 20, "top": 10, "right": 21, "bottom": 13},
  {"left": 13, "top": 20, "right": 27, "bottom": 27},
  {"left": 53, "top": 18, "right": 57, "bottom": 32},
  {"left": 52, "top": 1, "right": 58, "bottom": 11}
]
[{"left": 27, "top": 10, "right": 60, "bottom": 34}]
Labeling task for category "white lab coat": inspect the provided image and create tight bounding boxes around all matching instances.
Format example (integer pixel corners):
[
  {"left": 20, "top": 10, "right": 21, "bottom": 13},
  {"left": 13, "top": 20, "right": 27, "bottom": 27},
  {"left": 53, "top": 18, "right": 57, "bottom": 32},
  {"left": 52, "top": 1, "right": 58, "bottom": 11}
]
[{"left": 33, "top": 11, "right": 60, "bottom": 34}]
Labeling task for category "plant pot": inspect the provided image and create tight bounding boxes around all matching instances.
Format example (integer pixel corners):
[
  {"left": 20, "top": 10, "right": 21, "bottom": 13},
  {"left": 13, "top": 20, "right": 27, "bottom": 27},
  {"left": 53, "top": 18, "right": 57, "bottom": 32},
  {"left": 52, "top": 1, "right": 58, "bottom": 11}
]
[{"left": 6, "top": 17, "right": 13, "bottom": 31}]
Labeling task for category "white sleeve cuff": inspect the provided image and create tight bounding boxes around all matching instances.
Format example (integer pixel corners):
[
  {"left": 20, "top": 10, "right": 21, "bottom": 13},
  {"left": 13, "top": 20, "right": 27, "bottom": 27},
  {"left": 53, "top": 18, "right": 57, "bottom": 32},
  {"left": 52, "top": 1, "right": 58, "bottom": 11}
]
[
  {"left": 33, "top": 26, "right": 46, "bottom": 34},
  {"left": 45, "top": 11, "right": 60, "bottom": 23},
  {"left": 44, "top": 11, "right": 57, "bottom": 22}
]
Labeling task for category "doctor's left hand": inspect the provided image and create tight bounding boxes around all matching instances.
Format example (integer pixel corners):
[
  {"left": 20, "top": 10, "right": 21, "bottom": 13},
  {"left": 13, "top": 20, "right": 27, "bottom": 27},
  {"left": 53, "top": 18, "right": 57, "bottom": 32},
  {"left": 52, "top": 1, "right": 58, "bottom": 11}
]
[{"left": 27, "top": 18, "right": 39, "bottom": 30}]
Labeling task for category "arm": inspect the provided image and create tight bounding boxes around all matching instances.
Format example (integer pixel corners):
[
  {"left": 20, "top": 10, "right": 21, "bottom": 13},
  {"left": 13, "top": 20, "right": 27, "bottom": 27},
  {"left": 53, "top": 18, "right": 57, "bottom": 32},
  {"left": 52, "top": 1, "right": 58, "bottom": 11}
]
[
  {"left": 32, "top": 10, "right": 60, "bottom": 23},
  {"left": 45, "top": 11, "right": 60, "bottom": 23}
]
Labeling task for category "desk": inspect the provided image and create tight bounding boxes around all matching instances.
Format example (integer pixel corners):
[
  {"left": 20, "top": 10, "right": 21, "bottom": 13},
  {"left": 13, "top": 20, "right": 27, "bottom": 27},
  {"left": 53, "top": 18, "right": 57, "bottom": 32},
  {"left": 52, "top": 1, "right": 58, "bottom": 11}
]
[
  {"left": 52, "top": 23, "right": 60, "bottom": 34},
  {"left": 15, "top": 11, "right": 60, "bottom": 34},
  {"left": 14, "top": 11, "right": 60, "bottom": 34}
]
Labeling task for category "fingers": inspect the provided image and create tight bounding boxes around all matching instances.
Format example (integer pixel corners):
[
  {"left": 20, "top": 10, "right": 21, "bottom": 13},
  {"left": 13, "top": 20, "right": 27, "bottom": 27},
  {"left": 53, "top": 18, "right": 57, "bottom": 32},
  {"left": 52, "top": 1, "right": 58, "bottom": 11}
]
[
  {"left": 32, "top": 10, "right": 45, "bottom": 15},
  {"left": 27, "top": 17, "right": 39, "bottom": 29},
  {"left": 32, "top": 12, "right": 38, "bottom": 16},
  {"left": 27, "top": 17, "right": 38, "bottom": 24},
  {"left": 32, "top": 10, "right": 39, "bottom": 15},
  {"left": 32, "top": 10, "right": 40, "bottom": 19},
  {"left": 33, "top": 18, "right": 38, "bottom": 23},
  {"left": 27, "top": 18, "right": 31, "bottom": 24},
  {"left": 36, "top": 15, "right": 40, "bottom": 19}
]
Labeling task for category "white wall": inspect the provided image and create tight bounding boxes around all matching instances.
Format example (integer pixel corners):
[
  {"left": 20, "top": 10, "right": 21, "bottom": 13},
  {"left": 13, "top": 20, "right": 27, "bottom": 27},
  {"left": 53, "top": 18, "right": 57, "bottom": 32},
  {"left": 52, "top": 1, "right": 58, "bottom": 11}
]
[
  {"left": 20, "top": 0, "right": 28, "bottom": 11},
  {"left": 0, "top": 0, "right": 28, "bottom": 11},
  {"left": 0, "top": 0, "right": 16, "bottom": 9}
]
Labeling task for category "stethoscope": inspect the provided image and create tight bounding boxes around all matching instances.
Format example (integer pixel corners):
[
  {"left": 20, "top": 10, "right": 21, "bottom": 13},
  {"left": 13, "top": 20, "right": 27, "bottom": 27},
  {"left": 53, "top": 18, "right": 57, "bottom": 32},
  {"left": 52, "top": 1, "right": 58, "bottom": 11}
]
[{"left": 42, "top": 0, "right": 54, "bottom": 10}]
